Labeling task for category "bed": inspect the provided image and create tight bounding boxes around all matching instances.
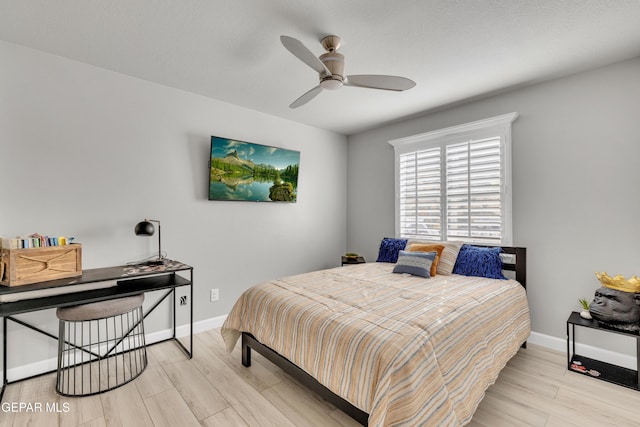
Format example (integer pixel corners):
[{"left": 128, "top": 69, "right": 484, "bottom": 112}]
[{"left": 221, "top": 243, "right": 530, "bottom": 426}]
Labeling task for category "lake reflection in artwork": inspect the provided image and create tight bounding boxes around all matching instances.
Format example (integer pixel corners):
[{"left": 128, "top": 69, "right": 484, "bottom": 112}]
[{"left": 209, "top": 136, "right": 300, "bottom": 202}]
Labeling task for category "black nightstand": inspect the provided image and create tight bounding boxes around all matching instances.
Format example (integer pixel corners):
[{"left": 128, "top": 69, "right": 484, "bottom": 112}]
[
  {"left": 566, "top": 311, "right": 639, "bottom": 390},
  {"left": 341, "top": 256, "right": 365, "bottom": 266}
]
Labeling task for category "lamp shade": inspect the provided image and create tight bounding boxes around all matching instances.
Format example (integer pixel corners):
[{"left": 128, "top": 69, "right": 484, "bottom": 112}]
[{"left": 134, "top": 221, "right": 155, "bottom": 236}]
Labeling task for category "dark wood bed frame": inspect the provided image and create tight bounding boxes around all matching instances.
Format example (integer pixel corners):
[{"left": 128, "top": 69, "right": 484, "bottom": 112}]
[{"left": 241, "top": 246, "right": 527, "bottom": 426}]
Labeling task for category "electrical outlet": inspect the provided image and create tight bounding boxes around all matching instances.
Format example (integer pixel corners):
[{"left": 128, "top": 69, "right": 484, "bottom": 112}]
[
  {"left": 210, "top": 288, "right": 219, "bottom": 302},
  {"left": 179, "top": 296, "right": 188, "bottom": 306}
]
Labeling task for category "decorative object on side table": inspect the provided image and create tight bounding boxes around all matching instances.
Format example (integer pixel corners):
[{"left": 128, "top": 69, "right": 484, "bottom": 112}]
[
  {"left": 569, "top": 359, "right": 600, "bottom": 377},
  {"left": 578, "top": 298, "right": 592, "bottom": 319},
  {"left": 589, "top": 272, "right": 640, "bottom": 332},
  {"left": 342, "top": 253, "right": 365, "bottom": 266},
  {"left": 135, "top": 219, "right": 166, "bottom": 265}
]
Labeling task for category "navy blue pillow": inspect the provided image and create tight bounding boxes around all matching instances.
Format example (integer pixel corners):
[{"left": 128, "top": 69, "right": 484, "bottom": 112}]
[
  {"left": 393, "top": 250, "right": 437, "bottom": 278},
  {"left": 376, "top": 237, "right": 407, "bottom": 263},
  {"left": 452, "top": 245, "right": 507, "bottom": 280}
]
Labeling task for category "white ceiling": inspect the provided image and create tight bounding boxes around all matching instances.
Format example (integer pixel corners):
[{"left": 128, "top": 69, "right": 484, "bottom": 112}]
[{"left": 3, "top": 1, "right": 640, "bottom": 135}]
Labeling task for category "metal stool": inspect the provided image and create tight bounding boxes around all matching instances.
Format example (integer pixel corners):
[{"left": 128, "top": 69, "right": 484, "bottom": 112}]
[{"left": 56, "top": 294, "right": 147, "bottom": 396}]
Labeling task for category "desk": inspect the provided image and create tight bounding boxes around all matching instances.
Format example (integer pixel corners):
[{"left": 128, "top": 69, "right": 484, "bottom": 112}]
[{"left": 0, "top": 260, "right": 193, "bottom": 401}]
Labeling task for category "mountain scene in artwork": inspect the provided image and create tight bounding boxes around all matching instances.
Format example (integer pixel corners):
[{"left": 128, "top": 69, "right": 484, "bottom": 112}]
[{"left": 209, "top": 137, "right": 300, "bottom": 202}]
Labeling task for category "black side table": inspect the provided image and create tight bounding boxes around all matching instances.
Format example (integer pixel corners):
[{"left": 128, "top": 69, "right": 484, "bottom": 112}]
[
  {"left": 566, "top": 311, "right": 639, "bottom": 390},
  {"left": 341, "top": 256, "right": 365, "bottom": 266}
]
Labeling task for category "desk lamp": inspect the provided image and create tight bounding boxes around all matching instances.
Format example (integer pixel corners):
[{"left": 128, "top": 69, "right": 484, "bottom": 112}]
[{"left": 134, "top": 219, "right": 166, "bottom": 265}]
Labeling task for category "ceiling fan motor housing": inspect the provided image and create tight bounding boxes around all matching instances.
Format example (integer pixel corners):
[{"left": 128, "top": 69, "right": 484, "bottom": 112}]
[{"left": 319, "top": 51, "right": 345, "bottom": 89}]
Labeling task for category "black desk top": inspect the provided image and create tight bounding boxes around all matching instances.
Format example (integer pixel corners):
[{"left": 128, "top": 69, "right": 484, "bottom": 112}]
[
  {"left": 0, "top": 260, "right": 192, "bottom": 317},
  {"left": 0, "top": 260, "right": 191, "bottom": 296}
]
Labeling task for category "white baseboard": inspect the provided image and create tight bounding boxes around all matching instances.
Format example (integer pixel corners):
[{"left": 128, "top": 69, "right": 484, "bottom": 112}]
[
  {"left": 144, "top": 314, "right": 228, "bottom": 344},
  {"left": 3, "top": 321, "right": 634, "bottom": 385},
  {"left": 1, "top": 314, "right": 228, "bottom": 384},
  {"left": 528, "top": 331, "right": 636, "bottom": 370}
]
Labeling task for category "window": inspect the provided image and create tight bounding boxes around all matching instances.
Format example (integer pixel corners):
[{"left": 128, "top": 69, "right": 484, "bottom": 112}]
[{"left": 389, "top": 113, "right": 518, "bottom": 245}]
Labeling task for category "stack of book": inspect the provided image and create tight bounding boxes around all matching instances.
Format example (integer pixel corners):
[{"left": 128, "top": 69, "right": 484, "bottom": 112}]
[{"left": 0, "top": 233, "right": 75, "bottom": 249}]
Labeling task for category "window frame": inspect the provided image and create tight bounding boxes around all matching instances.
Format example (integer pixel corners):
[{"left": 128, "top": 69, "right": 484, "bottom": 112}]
[{"left": 389, "top": 112, "right": 518, "bottom": 246}]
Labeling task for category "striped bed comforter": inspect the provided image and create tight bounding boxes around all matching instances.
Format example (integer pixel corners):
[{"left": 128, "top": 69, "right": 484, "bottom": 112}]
[{"left": 221, "top": 262, "right": 530, "bottom": 426}]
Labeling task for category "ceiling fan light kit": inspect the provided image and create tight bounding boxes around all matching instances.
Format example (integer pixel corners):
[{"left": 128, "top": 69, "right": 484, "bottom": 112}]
[{"left": 281, "top": 34, "right": 415, "bottom": 108}]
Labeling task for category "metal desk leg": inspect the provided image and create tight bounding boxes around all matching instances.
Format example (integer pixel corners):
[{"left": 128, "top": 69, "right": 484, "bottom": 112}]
[
  {"left": 189, "top": 269, "right": 193, "bottom": 359},
  {"left": 1, "top": 316, "right": 6, "bottom": 401},
  {"left": 172, "top": 286, "right": 176, "bottom": 340},
  {"left": 166, "top": 271, "right": 193, "bottom": 359}
]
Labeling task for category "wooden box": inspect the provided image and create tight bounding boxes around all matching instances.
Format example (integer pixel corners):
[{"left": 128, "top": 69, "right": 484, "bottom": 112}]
[{"left": 0, "top": 244, "right": 82, "bottom": 286}]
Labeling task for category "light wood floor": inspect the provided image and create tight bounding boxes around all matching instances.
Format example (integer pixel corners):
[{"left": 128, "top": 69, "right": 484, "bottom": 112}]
[{"left": 2, "top": 329, "right": 639, "bottom": 426}]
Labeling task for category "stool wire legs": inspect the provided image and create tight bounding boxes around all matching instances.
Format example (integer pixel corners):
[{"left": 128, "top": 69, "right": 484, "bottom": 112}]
[{"left": 56, "top": 306, "right": 147, "bottom": 397}]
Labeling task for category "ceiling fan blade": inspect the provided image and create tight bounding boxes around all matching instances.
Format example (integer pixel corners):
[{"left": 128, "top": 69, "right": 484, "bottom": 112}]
[
  {"left": 345, "top": 75, "right": 416, "bottom": 91},
  {"left": 290, "top": 85, "right": 323, "bottom": 109},
  {"left": 280, "top": 36, "right": 331, "bottom": 77}
]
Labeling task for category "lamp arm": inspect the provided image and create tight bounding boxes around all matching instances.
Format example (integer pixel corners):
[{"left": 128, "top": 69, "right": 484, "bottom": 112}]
[
  {"left": 145, "top": 219, "right": 163, "bottom": 261},
  {"left": 157, "top": 222, "right": 162, "bottom": 260}
]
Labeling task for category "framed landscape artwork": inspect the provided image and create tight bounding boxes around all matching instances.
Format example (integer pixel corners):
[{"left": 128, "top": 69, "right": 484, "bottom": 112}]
[{"left": 209, "top": 136, "right": 300, "bottom": 202}]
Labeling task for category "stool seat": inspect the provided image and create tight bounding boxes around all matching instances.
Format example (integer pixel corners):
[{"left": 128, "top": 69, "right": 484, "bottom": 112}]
[
  {"left": 57, "top": 294, "right": 145, "bottom": 321},
  {"left": 55, "top": 293, "right": 147, "bottom": 397}
]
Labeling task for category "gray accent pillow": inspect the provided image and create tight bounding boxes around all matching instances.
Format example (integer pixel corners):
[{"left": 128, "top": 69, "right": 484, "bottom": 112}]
[{"left": 392, "top": 250, "right": 437, "bottom": 278}]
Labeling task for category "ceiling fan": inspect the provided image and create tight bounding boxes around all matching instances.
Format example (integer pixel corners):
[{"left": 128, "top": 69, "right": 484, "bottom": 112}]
[{"left": 280, "top": 35, "right": 416, "bottom": 108}]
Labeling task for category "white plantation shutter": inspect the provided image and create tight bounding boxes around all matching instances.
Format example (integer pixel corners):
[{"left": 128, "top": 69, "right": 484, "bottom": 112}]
[
  {"left": 390, "top": 113, "right": 517, "bottom": 245},
  {"left": 446, "top": 137, "right": 502, "bottom": 243},
  {"left": 398, "top": 147, "right": 441, "bottom": 239}
]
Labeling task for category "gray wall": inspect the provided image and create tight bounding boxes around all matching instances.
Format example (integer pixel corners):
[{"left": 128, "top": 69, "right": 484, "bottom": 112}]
[
  {"left": 347, "top": 56, "right": 640, "bottom": 356},
  {"left": 0, "top": 41, "right": 347, "bottom": 368}
]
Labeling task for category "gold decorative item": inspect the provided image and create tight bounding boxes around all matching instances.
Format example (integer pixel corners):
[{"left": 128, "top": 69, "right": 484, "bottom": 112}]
[{"left": 595, "top": 272, "right": 640, "bottom": 293}]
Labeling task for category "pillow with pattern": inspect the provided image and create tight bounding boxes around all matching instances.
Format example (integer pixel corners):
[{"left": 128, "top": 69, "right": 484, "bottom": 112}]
[
  {"left": 452, "top": 245, "right": 506, "bottom": 280},
  {"left": 392, "top": 250, "right": 437, "bottom": 278},
  {"left": 376, "top": 237, "right": 407, "bottom": 263}
]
